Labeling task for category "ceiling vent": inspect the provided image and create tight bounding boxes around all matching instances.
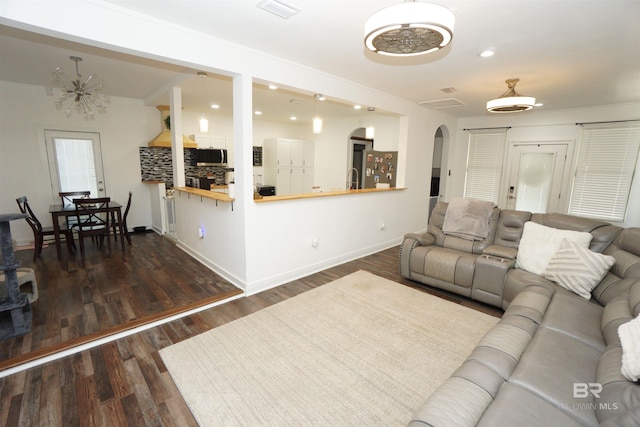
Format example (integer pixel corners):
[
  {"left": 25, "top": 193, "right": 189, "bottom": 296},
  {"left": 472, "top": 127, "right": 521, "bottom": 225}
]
[
  {"left": 257, "top": 0, "right": 300, "bottom": 19},
  {"left": 418, "top": 98, "right": 466, "bottom": 109}
]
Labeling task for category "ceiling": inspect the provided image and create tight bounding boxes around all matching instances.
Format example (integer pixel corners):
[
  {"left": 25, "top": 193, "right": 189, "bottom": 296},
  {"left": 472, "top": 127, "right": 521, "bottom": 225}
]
[{"left": 1, "top": 0, "right": 639, "bottom": 121}]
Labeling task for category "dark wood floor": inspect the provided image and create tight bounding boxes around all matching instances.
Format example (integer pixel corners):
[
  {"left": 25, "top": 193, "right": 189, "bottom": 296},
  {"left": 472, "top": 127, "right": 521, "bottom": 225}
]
[
  {"left": 0, "top": 232, "right": 241, "bottom": 369},
  {"left": 0, "top": 235, "right": 502, "bottom": 426}
]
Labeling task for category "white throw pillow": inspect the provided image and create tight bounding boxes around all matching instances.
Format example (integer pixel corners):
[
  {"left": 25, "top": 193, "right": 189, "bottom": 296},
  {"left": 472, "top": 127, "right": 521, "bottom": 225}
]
[
  {"left": 516, "top": 222, "right": 592, "bottom": 276},
  {"left": 543, "top": 239, "right": 615, "bottom": 299},
  {"left": 619, "top": 315, "right": 640, "bottom": 382}
]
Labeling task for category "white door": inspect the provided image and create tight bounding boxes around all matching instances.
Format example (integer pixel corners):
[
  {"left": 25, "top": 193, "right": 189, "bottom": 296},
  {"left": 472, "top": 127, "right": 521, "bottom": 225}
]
[
  {"left": 44, "top": 130, "right": 107, "bottom": 199},
  {"left": 506, "top": 144, "right": 568, "bottom": 213}
]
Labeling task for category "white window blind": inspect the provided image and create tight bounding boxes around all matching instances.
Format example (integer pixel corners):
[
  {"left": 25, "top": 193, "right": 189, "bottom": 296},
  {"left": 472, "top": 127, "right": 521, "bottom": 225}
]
[
  {"left": 463, "top": 129, "right": 508, "bottom": 203},
  {"left": 568, "top": 122, "right": 640, "bottom": 222}
]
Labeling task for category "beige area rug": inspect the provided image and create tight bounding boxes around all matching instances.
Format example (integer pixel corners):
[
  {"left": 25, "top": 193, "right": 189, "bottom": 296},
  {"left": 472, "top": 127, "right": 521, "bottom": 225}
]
[{"left": 160, "top": 271, "right": 499, "bottom": 426}]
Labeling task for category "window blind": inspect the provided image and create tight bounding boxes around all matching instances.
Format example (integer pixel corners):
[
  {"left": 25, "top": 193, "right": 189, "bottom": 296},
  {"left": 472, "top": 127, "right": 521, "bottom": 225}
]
[
  {"left": 568, "top": 122, "right": 640, "bottom": 222},
  {"left": 463, "top": 129, "right": 507, "bottom": 203}
]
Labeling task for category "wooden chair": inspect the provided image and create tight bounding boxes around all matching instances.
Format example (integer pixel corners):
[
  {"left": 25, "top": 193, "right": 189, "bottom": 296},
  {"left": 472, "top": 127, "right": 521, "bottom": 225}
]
[
  {"left": 59, "top": 191, "right": 91, "bottom": 207},
  {"left": 16, "top": 196, "right": 76, "bottom": 262},
  {"left": 111, "top": 191, "right": 132, "bottom": 245},
  {"left": 73, "top": 197, "right": 112, "bottom": 262},
  {"left": 60, "top": 190, "right": 91, "bottom": 229}
]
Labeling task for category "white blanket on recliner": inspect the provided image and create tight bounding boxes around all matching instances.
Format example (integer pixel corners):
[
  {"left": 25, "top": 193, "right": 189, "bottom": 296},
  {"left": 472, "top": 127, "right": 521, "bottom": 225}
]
[{"left": 442, "top": 197, "right": 496, "bottom": 241}]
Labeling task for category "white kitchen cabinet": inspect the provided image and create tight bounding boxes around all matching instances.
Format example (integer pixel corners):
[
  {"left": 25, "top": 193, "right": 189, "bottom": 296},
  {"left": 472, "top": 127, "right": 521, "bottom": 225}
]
[{"left": 263, "top": 138, "right": 314, "bottom": 196}]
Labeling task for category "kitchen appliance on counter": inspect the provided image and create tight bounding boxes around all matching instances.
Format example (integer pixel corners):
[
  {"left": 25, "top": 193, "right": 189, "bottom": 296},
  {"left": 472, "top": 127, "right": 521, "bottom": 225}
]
[{"left": 256, "top": 185, "right": 276, "bottom": 196}]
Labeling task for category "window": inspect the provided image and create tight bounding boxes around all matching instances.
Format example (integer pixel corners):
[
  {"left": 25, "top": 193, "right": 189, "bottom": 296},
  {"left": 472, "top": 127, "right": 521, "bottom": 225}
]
[
  {"left": 463, "top": 129, "right": 508, "bottom": 203},
  {"left": 568, "top": 122, "right": 640, "bottom": 222}
]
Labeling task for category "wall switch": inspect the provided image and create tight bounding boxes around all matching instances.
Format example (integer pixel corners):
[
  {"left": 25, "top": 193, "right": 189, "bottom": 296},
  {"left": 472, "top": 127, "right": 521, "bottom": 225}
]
[
  {"left": 311, "top": 236, "right": 318, "bottom": 248},
  {"left": 198, "top": 226, "right": 205, "bottom": 238},
  {"left": 379, "top": 222, "right": 385, "bottom": 230}
]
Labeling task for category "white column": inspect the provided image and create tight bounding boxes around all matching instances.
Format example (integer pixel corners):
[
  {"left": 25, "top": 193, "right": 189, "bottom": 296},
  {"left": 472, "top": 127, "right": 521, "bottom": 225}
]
[{"left": 170, "top": 86, "right": 185, "bottom": 188}]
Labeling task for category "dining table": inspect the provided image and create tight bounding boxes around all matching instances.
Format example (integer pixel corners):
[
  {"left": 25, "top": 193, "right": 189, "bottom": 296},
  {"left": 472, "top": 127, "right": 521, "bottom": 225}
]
[{"left": 49, "top": 201, "right": 125, "bottom": 261}]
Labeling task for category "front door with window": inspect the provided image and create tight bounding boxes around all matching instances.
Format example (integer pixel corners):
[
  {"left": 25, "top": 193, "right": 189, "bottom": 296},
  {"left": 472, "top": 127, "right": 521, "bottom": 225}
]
[{"left": 44, "top": 130, "right": 106, "bottom": 200}]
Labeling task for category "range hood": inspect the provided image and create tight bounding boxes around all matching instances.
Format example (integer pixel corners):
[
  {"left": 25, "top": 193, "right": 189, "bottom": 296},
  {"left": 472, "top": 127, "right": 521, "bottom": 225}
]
[{"left": 148, "top": 105, "right": 197, "bottom": 148}]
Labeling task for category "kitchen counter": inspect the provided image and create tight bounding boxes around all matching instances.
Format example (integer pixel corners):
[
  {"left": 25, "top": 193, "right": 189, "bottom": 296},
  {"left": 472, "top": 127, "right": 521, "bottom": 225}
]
[
  {"left": 174, "top": 186, "right": 234, "bottom": 203},
  {"left": 254, "top": 187, "right": 406, "bottom": 203}
]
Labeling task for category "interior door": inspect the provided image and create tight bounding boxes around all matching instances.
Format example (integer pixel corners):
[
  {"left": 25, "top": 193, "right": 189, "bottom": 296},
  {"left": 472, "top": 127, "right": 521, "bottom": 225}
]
[
  {"left": 506, "top": 144, "right": 567, "bottom": 213},
  {"left": 45, "top": 130, "right": 107, "bottom": 200}
]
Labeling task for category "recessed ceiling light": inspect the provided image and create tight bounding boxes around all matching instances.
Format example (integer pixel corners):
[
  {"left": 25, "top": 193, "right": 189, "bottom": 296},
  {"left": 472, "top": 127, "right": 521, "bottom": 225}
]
[
  {"left": 268, "top": 84, "right": 278, "bottom": 90},
  {"left": 290, "top": 116, "right": 297, "bottom": 121},
  {"left": 255, "top": 110, "right": 262, "bottom": 115},
  {"left": 480, "top": 50, "right": 495, "bottom": 58},
  {"left": 210, "top": 104, "right": 220, "bottom": 109},
  {"left": 354, "top": 105, "right": 362, "bottom": 110}
]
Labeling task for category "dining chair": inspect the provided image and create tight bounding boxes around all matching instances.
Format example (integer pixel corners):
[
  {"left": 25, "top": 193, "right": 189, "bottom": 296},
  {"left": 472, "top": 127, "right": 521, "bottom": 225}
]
[
  {"left": 16, "top": 196, "right": 76, "bottom": 262},
  {"left": 60, "top": 190, "right": 92, "bottom": 229},
  {"left": 59, "top": 191, "right": 91, "bottom": 207},
  {"left": 72, "top": 197, "right": 112, "bottom": 262},
  {"left": 111, "top": 191, "right": 132, "bottom": 245}
]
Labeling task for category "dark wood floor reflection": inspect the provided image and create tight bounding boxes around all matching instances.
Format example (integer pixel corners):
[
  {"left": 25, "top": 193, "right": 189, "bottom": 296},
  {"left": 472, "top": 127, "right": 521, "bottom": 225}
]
[{"left": 0, "top": 242, "right": 502, "bottom": 426}]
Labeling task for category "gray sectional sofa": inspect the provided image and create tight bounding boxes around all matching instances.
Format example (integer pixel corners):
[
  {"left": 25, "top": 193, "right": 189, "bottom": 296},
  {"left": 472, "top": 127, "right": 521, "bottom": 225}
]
[{"left": 400, "top": 201, "right": 640, "bottom": 426}]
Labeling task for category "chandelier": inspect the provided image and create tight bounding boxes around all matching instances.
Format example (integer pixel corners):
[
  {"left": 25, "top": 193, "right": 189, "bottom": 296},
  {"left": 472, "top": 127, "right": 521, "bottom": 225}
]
[
  {"left": 364, "top": 1, "right": 455, "bottom": 57},
  {"left": 49, "top": 56, "right": 110, "bottom": 120},
  {"left": 486, "top": 78, "right": 536, "bottom": 113}
]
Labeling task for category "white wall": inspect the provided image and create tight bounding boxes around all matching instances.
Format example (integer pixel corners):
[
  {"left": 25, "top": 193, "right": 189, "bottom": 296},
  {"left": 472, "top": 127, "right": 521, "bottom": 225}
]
[
  {"left": 453, "top": 103, "right": 640, "bottom": 228},
  {"left": 0, "top": 80, "right": 159, "bottom": 245}
]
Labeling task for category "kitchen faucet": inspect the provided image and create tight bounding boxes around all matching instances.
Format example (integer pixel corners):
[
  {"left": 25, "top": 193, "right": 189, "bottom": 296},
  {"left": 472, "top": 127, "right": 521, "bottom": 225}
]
[{"left": 346, "top": 167, "right": 359, "bottom": 190}]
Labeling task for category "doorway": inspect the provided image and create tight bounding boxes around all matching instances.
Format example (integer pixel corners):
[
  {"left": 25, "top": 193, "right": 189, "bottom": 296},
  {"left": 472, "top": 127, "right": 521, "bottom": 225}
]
[
  {"left": 430, "top": 127, "right": 445, "bottom": 214},
  {"left": 505, "top": 143, "right": 568, "bottom": 213},
  {"left": 348, "top": 128, "right": 373, "bottom": 190},
  {"left": 44, "top": 130, "right": 107, "bottom": 199}
]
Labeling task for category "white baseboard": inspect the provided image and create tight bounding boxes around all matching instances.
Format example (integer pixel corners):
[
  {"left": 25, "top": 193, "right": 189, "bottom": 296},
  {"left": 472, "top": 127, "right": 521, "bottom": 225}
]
[{"left": 173, "top": 236, "right": 403, "bottom": 296}]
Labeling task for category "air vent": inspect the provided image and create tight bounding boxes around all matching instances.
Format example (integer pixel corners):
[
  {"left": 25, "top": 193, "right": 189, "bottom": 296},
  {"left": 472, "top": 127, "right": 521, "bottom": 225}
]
[
  {"left": 418, "top": 98, "right": 466, "bottom": 109},
  {"left": 440, "top": 87, "right": 457, "bottom": 94},
  {"left": 257, "top": 0, "right": 300, "bottom": 19}
]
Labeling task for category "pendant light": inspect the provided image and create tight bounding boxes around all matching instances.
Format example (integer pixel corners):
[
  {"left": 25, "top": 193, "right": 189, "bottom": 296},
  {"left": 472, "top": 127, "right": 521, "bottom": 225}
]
[
  {"left": 365, "top": 107, "right": 375, "bottom": 139},
  {"left": 313, "top": 94, "right": 324, "bottom": 134},
  {"left": 199, "top": 115, "right": 209, "bottom": 133},
  {"left": 364, "top": 1, "right": 455, "bottom": 57},
  {"left": 197, "top": 72, "right": 210, "bottom": 132},
  {"left": 486, "top": 78, "right": 536, "bottom": 113}
]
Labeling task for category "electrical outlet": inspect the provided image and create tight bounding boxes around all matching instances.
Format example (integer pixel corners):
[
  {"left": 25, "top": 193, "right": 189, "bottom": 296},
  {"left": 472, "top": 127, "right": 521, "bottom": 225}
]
[{"left": 379, "top": 222, "right": 385, "bottom": 230}]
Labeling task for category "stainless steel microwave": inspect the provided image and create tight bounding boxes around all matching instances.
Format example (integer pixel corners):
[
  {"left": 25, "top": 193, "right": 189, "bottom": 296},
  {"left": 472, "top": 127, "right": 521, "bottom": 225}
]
[{"left": 195, "top": 149, "right": 227, "bottom": 166}]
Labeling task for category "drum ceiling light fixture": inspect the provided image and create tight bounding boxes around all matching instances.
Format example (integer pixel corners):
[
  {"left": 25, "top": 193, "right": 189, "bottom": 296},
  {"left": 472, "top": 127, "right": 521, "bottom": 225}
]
[
  {"left": 364, "top": 1, "right": 455, "bottom": 57},
  {"left": 486, "top": 78, "right": 536, "bottom": 113}
]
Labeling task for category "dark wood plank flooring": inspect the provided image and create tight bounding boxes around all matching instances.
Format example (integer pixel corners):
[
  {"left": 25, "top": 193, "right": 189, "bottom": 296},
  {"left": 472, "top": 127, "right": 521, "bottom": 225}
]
[
  {"left": 0, "top": 232, "right": 241, "bottom": 369},
  {"left": 0, "top": 236, "right": 502, "bottom": 426}
]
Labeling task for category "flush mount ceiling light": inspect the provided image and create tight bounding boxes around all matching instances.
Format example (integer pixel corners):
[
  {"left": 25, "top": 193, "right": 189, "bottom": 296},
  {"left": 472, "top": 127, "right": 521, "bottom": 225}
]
[
  {"left": 49, "top": 56, "right": 110, "bottom": 120},
  {"left": 364, "top": 1, "right": 455, "bottom": 57},
  {"left": 486, "top": 78, "right": 536, "bottom": 113}
]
